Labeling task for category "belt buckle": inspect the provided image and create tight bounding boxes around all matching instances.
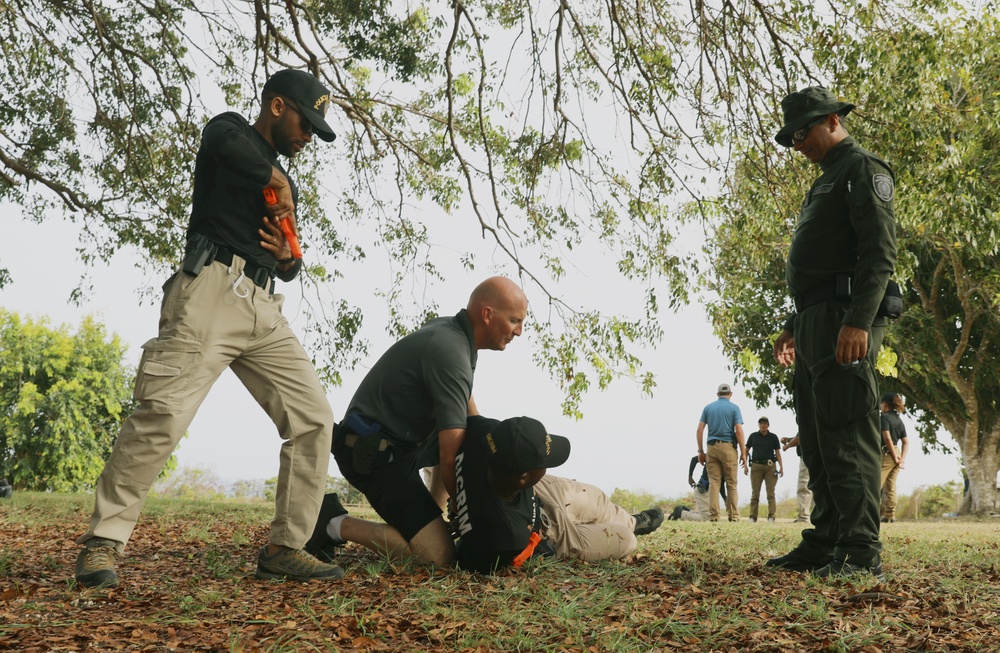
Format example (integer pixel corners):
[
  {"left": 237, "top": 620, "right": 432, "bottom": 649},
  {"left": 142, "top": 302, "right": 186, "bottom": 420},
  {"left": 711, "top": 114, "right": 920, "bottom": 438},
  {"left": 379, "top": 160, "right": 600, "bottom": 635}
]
[{"left": 250, "top": 265, "right": 271, "bottom": 290}]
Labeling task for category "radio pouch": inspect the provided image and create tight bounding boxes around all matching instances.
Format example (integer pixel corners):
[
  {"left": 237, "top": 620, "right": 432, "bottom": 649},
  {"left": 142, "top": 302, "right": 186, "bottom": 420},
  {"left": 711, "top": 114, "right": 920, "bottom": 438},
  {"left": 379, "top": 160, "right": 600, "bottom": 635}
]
[
  {"left": 352, "top": 435, "right": 381, "bottom": 475},
  {"left": 877, "top": 280, "right": 904, "bottom": 319}
]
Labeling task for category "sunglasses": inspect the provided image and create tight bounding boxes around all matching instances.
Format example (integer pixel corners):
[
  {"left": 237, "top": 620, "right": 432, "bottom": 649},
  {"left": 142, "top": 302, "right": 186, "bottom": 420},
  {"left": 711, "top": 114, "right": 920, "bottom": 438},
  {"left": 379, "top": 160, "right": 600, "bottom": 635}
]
[
  {"left": 791, "top": 116, "right": 828, "bottom": 144},
  {"left": 282, "top": 99, "right": 314, "bottom": 135}
]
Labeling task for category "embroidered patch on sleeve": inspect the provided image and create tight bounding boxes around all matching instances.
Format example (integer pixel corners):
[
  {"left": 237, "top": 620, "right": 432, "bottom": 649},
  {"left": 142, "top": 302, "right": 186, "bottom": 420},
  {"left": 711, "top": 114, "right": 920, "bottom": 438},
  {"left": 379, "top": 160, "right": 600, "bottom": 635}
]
[{"left": 873, "top": 174, "right": 894, "bottom": 202}]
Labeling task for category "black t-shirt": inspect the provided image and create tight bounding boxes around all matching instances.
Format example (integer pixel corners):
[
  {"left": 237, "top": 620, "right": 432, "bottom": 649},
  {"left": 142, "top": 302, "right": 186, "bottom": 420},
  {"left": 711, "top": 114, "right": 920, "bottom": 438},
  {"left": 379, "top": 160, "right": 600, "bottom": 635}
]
[
  {"left": 453, "top": 416, "right": 539, "bottom": 574},
  {"left": 188, "top": 112, "right": 299, "bottom": 274},
  {"left": 746, "top": 431, "right": 780, "bottom": 463},
  {"left": 880, "top": 411, "right": 907, "bottom": 449}
]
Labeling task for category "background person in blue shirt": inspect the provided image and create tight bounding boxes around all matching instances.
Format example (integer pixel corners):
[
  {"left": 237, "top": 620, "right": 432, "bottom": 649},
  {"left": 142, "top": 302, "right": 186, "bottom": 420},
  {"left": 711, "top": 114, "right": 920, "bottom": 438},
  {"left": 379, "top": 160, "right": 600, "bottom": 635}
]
[{"left": 695, "top": 384, "right": 747, "bottom": 521}]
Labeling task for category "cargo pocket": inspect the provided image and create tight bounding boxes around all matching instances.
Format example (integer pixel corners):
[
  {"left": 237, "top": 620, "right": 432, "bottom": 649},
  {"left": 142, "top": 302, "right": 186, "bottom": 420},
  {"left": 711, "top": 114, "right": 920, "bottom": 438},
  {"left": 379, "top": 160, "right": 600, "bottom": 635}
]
[
  {"left": 134, "top": 336, "right": 202, "bottom": 412},
  {"left": 811, "top": 355, "right": 878, "bottom": 430}
]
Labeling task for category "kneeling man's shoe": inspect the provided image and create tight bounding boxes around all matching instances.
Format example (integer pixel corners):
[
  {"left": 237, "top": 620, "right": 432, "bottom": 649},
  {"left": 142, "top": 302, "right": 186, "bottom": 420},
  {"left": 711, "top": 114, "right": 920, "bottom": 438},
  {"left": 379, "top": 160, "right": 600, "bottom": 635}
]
[
  {"left": 765, "top": 549, "right": 833, "bottom": 572},
  {"left": 813, "top": 557, "right": 885, "bottom": 583},
  {"left": 305, "top": 493, "right": 348, "bottom": 562}
]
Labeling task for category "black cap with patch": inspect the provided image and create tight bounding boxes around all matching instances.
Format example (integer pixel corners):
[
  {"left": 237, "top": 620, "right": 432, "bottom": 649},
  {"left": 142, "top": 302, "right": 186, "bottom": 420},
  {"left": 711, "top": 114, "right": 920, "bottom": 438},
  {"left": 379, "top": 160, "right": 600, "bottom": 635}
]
[
  {"left": 263, "top": 69, "right": 336, "bottom": 142},
  {"left": 485, "top": 417, "right": 571, "bottom": 474}
]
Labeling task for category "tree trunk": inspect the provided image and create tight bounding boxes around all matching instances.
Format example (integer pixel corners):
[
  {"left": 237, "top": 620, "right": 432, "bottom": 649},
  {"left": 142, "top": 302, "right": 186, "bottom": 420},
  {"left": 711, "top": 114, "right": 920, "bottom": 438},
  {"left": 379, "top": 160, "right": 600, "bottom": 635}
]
[{"left": 963, "top": 435, "right": 1000, "bottom": 515}]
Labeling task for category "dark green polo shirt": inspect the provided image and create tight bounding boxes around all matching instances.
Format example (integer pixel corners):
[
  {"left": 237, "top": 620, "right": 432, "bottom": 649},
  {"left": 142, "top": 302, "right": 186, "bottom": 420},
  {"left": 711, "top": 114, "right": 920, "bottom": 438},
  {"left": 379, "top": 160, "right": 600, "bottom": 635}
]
[{"left": 347, "top": 309, "right": 477, "bottom": 446}]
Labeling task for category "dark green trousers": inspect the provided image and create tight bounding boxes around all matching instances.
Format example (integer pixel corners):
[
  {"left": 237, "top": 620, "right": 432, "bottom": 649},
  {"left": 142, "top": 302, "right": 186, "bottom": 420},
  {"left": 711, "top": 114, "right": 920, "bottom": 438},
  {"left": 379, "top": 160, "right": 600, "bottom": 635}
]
[{"left": 792, "top": 301, "right": 886, "bottom": 565}]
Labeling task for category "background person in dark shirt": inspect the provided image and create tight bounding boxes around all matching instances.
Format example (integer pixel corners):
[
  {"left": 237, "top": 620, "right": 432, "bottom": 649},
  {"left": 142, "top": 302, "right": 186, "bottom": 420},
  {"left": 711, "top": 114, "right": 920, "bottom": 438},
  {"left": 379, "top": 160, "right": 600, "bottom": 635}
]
[
  {"left": 879, "top": 393, "right": 908, "bottom": 522},
  {"left": 745, "top": 417, "right": 783, "bottom": 522},
  {"left": 74, "top": 69, "right": 342, "bottom": 588}
]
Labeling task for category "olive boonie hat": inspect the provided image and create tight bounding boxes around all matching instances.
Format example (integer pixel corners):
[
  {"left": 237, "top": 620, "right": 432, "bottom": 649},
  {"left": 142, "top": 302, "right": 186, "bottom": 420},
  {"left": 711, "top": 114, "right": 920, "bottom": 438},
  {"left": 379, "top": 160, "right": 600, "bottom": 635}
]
[
  {"left": 774, "top": 86, "right": 855, "bottom": 148},
  {"left": 485, "top": 416, "right": 571, "bottom": 473},
  {"left": 263, "top": 69, "right": 336, "bottom": 142}
]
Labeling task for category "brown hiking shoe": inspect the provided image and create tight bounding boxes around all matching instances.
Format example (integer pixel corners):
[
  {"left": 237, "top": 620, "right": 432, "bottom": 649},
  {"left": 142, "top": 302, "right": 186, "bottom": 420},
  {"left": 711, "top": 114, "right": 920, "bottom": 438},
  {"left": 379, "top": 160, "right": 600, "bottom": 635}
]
[
  {"left": 254, "top": 546, "right": 345, "bottom": 581},
  {"left": 75, "top": 538, "right": 120, "bottom": 588}
]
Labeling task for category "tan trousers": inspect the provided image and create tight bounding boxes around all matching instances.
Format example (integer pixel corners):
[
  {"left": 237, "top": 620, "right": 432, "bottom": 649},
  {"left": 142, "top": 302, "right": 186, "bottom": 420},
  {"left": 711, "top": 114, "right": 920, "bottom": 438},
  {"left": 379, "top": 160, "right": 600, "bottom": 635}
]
[
  {"left": 534, "top": 475, "right": 637, "bottom": 561},
  {"left": 78, "top": 259, "right": 334, "bottom": 552},
  {"left": 749, "top": 462, "right": 778, "bottom": 520},
  {"left": 706, "top": 441, "right": 740, "bottom": 521},
  {"left": 680, "top": 490, "right": 709, "bottom": 521},
  {"left": 796, "top": 457, "right": 813, "bottom": 521},
  {"left": 880, "top": 453, "right": 901, "bottom": 519}
]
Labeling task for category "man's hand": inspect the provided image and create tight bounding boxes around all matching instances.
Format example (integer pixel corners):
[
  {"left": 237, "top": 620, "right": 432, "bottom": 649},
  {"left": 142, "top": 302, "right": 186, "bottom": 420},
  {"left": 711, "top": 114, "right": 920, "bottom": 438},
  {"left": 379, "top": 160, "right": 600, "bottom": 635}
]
[
  {"left": 259, "top": 216, "right": 294, "bottom": 265},
  {"left": 835, "top": 325, "right": 869, "bottom": 366},
  {"left": 265, "top": 167, "right": 295, "bottom": 219},
  {"left": 774, "top": 329, "right": 795, "bottom": 367}
]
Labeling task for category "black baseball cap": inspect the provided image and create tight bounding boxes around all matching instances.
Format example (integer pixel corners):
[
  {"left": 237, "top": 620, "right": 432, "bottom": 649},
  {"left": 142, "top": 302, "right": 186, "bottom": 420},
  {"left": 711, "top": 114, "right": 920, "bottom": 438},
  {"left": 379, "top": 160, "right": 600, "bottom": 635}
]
[
  {"left": 263, "top": 69, "right": 336, "bottom": 142},
  {"left": 774, "top": 86, "right": 854, "bottom": 148},
  {"left": 485, "top": 417, "right": 571, "bottom": 473}
]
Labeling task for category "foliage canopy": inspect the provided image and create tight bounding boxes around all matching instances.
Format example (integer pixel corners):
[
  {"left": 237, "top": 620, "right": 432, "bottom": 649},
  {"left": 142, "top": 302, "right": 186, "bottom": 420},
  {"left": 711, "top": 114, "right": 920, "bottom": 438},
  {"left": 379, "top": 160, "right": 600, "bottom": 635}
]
[{"left": 0, "top": 309, "right": 139, "bottom": 491}]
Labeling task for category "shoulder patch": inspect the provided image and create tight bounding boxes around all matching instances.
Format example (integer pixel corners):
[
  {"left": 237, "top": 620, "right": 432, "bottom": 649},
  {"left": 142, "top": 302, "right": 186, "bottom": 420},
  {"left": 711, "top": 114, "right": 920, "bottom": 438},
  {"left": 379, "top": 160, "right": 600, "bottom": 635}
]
[{"left": 873, "top": 174, "right": 894, "bottom": 202}]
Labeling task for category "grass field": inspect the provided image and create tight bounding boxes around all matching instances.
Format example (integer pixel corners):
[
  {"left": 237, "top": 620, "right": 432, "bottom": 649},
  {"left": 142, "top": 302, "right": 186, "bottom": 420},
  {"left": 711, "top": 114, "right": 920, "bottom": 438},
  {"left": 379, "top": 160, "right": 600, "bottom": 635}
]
[{"left": 2, "top": 492, "right": 998, "bottom": 652}]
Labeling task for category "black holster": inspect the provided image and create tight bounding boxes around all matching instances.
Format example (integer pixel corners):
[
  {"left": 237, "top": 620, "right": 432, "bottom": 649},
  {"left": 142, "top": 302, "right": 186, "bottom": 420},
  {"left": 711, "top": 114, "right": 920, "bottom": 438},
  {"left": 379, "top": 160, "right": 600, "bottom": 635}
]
[
  {"left": 182, "top": 233, "right": 218, "bottom": 277},
  {"left": 342, "top": 412, "right": 385, "bottom": 475}
]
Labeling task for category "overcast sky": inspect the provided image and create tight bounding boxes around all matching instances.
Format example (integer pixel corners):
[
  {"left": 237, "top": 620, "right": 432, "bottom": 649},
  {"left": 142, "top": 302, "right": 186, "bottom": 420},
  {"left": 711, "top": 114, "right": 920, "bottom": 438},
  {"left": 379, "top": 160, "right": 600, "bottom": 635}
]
[{"left": 2, "top": 209, "right": 964, "bottom": 507}]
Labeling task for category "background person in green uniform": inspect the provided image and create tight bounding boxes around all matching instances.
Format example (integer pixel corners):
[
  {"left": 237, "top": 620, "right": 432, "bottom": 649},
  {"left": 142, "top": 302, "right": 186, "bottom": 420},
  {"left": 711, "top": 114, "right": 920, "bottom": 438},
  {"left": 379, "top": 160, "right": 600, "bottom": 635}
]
[{"left": 767, "top": 86, "right": 897, "bottom": 581}]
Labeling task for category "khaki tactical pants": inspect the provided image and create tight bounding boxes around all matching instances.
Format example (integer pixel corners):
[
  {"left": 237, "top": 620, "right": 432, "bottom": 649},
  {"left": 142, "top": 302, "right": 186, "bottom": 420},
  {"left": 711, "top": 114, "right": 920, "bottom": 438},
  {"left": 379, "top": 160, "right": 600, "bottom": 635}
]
[
  {"left": 534, "top": 475, "right": 637, "bottom": 561},
  {"left": 880, "top": 453, "right": 901, "bottom": 519},
  {"left": 78, "top": 258, "right": 334, "bottom": 552},
  {"left": 749, "top": 462, "right": 778, "bottom": 520},
  {"left": 706, "top": 441, "right": 740, "bottom": 521},
  {"left": 796, "top": 456, "right": 813, "bottom": 521},
  {"left": 692, "top": 486, "right": 710, "bottom": 519}
]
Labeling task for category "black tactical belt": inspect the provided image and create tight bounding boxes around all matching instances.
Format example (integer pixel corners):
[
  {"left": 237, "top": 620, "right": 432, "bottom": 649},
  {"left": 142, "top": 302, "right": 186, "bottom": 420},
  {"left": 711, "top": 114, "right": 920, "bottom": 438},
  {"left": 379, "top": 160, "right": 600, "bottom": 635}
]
[
  {"left": 343, "top": 433, "right": 391, "bottom": 451},
  {"left": 793, "top": 280, "right": 848, "bottom": 312},
  {"left": 214, "top": 247, "right": 275, "bottom": 292}
]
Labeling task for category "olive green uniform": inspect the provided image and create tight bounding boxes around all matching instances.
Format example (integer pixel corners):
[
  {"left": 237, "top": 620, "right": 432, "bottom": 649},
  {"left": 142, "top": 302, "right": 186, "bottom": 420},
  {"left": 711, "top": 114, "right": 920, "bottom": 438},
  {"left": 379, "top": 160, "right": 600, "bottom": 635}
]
[{"left": 785, "top": 137, "right": 896, "bottom": 566}]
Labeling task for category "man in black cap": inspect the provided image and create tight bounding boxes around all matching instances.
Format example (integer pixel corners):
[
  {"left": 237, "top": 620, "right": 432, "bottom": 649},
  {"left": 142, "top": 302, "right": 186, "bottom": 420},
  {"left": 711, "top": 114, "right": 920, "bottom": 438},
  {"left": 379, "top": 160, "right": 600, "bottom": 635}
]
[
  {"left": 768, "top": 86, "right": 897, "bottom": 581},
  {"left": 74, "top": 69, "right": 342, "bottom": 587},
  {"left": 307, "top": 415, "right": 663, "bottom": 573}
]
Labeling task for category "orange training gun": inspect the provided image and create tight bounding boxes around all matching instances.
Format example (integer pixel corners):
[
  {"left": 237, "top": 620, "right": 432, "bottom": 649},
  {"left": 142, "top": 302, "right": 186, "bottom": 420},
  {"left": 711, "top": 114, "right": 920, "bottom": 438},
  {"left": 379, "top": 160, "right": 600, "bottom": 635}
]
[{"left": 263, "top": 187, "right": 302, "bottom": 259}]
